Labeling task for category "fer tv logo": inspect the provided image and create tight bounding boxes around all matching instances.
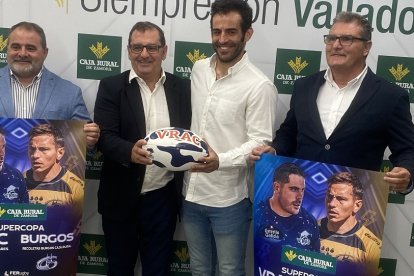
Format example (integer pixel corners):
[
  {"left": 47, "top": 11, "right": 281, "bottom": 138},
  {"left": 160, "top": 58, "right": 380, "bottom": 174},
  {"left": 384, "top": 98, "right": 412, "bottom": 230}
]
[
  {"left": 274, "top": 49, "right": 321, "bottom": 94},
  {"left": 377, "top": 55, "right": 414, "bottom": 103}
]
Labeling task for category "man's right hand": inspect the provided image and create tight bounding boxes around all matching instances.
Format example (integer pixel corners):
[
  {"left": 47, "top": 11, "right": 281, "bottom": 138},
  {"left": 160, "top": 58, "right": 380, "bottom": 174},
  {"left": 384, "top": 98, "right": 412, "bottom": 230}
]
[
  {"left": 249, "top": 145, "right": 276, "bottom": 165},
  {"left": 131, "top": 139, "right": 152, "bottom": 165}
]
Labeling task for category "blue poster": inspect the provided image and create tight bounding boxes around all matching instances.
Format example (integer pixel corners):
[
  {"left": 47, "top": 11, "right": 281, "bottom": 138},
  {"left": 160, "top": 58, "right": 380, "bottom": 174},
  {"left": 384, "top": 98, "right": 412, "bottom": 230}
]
[
  {"left": 254, "top": 155, "right": 389, "bottom": 276},
  {"left": 0, "top": 118, "right": 86, "bottom": 275}
]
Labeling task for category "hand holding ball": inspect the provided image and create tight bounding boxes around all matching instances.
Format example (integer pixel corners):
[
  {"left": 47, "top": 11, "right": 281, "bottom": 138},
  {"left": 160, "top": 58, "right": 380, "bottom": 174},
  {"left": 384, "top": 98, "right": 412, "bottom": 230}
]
[{"left": 143, "top": 127, "right": 209, "bottom": 171}]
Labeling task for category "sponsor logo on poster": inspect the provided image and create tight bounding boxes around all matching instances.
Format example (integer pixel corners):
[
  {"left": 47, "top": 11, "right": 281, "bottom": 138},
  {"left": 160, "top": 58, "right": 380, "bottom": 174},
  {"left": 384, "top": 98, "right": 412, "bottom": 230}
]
[
  {"left": 36, "top": 254, "right": 58, "bottom": 271},
  {"left": 0, "top": 204, "right": 46, "bottom": 220},
  {"left": 281, "top": 246, "right": 337, "bottom": 273}
]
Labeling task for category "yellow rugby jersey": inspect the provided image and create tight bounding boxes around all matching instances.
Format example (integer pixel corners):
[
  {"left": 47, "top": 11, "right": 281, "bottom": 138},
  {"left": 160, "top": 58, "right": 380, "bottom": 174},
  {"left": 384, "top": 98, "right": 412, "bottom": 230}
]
[
  {"left": 26, "top": 168, "right": 84, "bottom": 221},
  {"left": 319, "top": 217, "right": 381, "bottom": 275}
]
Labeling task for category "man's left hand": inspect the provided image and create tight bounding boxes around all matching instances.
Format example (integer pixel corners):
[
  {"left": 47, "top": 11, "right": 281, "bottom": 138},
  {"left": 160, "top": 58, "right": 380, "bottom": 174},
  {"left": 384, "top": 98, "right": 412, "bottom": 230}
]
[
  {"left": 384, "top": 166, "right": 411, "bottom": 192},
  {"left": 190, "top": 145, "right": 219, "bottom": 173},
  {"left": 84, "top": 122, "right": 100, "bottom": 148}
]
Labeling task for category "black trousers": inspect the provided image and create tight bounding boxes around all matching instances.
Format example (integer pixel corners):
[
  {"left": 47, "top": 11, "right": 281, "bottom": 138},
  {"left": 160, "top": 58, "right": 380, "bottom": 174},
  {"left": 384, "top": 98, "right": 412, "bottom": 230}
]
[{"left": 102, "top": 181, "right": 178, "bottom": 276}]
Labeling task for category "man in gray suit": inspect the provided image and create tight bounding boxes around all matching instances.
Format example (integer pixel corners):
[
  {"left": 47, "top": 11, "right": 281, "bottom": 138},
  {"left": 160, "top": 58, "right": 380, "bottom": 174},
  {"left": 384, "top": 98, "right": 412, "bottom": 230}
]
[{"left": 0, "top": 21, "right": 99, "bottom": 147}]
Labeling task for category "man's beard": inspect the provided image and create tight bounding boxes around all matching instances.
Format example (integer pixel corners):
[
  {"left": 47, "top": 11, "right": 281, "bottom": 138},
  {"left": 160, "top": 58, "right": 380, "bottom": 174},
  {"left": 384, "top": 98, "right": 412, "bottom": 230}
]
[{"left": 10, "top": 61, "right": 41, "bottom": 79}]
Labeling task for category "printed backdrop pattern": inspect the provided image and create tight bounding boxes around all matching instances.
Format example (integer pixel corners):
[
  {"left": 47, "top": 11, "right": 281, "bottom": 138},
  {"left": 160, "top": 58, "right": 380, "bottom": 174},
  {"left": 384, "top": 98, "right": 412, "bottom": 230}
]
[{"left": 0, "top": 0, "right": 413, "bottom": 275}]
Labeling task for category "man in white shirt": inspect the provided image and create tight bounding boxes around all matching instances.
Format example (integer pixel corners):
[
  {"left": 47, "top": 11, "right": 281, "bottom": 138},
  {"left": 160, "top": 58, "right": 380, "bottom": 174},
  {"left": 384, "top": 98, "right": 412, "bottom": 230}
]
[
  {"left": 251, "top": 11, "right": 414, "bottom": 195},
  {"left": 181, "top": 0, "right": 277, "bottom": 275},
  {"left": 94, "top": 21, "right": 191, "bottom": 276}
]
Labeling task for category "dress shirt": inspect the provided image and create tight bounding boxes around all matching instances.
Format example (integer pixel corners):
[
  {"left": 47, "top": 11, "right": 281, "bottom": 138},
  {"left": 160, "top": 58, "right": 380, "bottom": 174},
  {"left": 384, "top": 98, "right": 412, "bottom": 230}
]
[
  {"left": 183, "top": 53, "right": 278, "bottom": 207},
  {"left": 129, "top": 70, "right": 174, "bottom": 193},
  {"left": 11, "top": 68, "right": 42, "bottom": 118},
  {"left": 317, "top": 66, "right": 368, "bottom": 138}
]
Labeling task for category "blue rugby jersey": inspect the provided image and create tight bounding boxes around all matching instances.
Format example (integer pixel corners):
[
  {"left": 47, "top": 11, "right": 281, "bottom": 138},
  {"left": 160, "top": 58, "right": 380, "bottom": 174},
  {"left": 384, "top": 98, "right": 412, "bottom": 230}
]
[
  {"left": 0, "top": 163, "right": 29, "bottom": 203},
  {"left": 255, "top": 199, "right": 320, "bottom": 251}
]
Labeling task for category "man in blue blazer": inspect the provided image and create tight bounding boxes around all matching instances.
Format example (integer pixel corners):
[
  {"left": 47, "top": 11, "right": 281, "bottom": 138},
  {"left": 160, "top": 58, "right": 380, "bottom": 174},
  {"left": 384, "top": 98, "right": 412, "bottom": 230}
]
[
  {"left": 251, "top": 12, "right": 414, "bottom": 194},
  {"left": 94, "top": 22, "right": 191, "bottom": 276},
  {"left": 0, "top": 21, "right": 99, "bottom": 146},
  {"left": 0, "top": 66, "right": 91, "bottom": 120}
]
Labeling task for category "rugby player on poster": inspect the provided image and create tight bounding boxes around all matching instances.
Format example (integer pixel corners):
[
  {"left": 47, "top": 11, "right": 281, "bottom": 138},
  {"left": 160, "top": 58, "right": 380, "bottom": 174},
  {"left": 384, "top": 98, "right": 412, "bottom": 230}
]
[
  {"left": 256, "top": 163, "right": 320, "bottom": 251},
  {"left": 25, "top": 124, "right": 84, "bottom": 222},
  {"left": 0, "top": 128, "right": 29, "bottom": 203},
  {"left": 319, "top": 172, "right": 381, "bottom": 276}
]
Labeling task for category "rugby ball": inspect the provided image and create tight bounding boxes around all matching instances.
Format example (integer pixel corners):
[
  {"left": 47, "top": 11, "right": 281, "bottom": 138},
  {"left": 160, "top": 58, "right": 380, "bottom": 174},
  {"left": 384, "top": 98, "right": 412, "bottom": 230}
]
[{"left": 143, "top": 127, "right": 209, "bottom": 171}]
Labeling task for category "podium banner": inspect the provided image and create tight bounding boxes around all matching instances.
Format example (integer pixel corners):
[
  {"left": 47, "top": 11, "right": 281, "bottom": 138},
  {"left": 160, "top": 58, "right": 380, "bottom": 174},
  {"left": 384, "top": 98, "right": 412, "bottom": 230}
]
[
  {"left": 0, "top": 118, "right": 86, "bottom": 276},
  {"left": 254, "top": 154, "right": 389, "bottom": 276}
]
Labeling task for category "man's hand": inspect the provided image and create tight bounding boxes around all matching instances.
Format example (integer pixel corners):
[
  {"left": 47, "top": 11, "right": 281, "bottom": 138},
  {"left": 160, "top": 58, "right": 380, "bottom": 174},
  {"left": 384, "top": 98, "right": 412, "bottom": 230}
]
[
  {"left": 249, "top": 145, "right": 275, "bottom": 165},
  {"left": 190, "top": 145, "right": 219, "bottom": 173},
  {"left": 131, "top": 139, "right": 152, "bottom": 165},
  {"left": 384, "top": 166, "right": 411, "bottom": 192},
  {"left": 84, "top": 122, "right": 100, "bottom": 148}
]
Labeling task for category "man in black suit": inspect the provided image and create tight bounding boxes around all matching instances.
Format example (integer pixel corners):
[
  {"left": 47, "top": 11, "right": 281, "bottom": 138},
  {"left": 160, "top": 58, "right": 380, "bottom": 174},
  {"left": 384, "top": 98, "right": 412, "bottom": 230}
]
[
  {"left": 251, "top": 11, "right": 414, "bottom": 194},
  {"left": 94, "top": 21, "right": 191, "bottom": 276}
]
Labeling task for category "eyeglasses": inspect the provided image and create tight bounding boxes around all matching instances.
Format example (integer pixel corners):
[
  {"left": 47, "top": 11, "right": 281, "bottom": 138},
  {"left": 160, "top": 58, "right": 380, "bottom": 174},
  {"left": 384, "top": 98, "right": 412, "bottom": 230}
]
[
  {"left": 128, "top": 44, "right": 163, "bottom": 54},
  {"left": 323, "top": 35, "right": 368, "bottom": 46}
]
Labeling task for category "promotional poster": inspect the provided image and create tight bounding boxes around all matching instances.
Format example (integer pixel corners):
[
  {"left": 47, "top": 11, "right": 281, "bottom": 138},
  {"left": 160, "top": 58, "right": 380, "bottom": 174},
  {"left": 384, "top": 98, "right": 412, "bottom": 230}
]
[
  {"left": 254, "top": 155, "right": 389, "bottom": 276},
  {"left": 0, "top": 118, "right": 86, "bottom": 275}
]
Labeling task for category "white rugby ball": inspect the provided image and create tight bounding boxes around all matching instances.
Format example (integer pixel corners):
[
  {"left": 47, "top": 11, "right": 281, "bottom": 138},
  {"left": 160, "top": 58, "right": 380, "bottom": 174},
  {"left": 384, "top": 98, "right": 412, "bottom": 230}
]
[{"left": 143, "top": 127, "right": 209, "bottom": 171}]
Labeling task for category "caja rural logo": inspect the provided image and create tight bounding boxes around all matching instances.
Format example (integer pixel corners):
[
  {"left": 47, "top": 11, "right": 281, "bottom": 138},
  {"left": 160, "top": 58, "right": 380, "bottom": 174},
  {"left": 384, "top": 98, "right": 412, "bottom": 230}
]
[
  {"left": 174, "top": 41, "right": 214, "bottom": 79},
  {"left": 274, "top": 49, "right": 321, "bottom": 95},
  {"left": 0, "top": 35, "right": 7, "bottom": 51},
  {"left": 0, "top": 28, "right": 9, "bottom": 68},
  {"left": 381, "top": 160, "right": 405, "bottom": 204},
  {"left": 377, "top": 55, "right": 414, "bottom": 103},
  {"left": 77, "top": 34, "right": 122, "bottom": 80},
  {"left": 77, "top": 234, "right": 108, "bottom": 274},
  {"left": 54, "top": 0, "right": 69, "bottom": 13},
  {"left": 281, "top": 245, "right": 336, "bottom": 274},
  {"left": 55, "top": 0, "right": 65, "bottom": 7},
  {"left": 170, "top": 240, "right": 191, "bottom": 274}
]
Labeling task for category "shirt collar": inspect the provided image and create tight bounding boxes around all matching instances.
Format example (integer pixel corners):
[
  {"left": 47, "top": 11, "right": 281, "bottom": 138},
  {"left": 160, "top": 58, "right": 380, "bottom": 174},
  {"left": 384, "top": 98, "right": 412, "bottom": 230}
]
[
  {"left": 209, "top": 52, "right": 249, "bottom": 76},
  {"left": 129, "top": 69, "right": 166, "bottom": 85},
  {"left": 324, "top": 65, "right": 368, "bottom": 87},
  {"left": 10, "top": 66, "right": 43, "bottom": 83}
]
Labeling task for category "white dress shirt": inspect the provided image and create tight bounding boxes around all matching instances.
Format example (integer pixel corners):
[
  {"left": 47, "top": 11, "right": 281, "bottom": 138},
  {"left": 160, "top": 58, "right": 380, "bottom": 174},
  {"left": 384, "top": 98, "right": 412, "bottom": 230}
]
[
  {"left": 129, "top": 69, "right": 174, "bottom": 193},
  {"left": 317, "top": 66, "right": 368, "bottom": 138},
  {"left": 10, "top": 68, "right": 42, "bottom": 118},
  {"left": 183, "top": 53, "right": 278, "bottom": 207}
]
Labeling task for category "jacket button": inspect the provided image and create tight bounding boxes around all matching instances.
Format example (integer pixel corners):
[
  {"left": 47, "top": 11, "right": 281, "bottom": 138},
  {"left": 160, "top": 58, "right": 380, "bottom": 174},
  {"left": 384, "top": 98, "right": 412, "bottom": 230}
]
[{"left": 325, "top": 144, "right": 331, "bottom": 150}]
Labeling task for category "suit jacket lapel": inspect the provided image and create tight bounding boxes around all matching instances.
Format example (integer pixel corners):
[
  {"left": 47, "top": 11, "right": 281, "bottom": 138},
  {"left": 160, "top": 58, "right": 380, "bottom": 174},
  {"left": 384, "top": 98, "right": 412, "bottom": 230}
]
[
  {"left": 334, "top": 68, "right": 378, "bottom": 132},
  {"left": 164, "top": 74, "right": 179, "bottom": 126},
  {"left": 0, "top": 66, "right": 16, "bottom": 117},
  {"left": 307, "top": 71, "right": 327, "bottom": 141},
  {"left": 125, "top": 77, "right": 146, "bottom": 138},
  {"left": 33, "top": 68, "right": 54, "bottom": 118}
]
